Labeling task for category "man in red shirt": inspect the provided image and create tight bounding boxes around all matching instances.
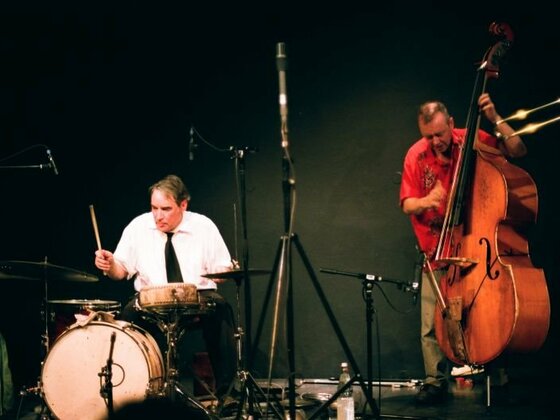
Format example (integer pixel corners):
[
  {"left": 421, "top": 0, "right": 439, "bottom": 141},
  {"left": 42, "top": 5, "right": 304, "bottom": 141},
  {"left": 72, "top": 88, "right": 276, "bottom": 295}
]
[{"left": 399, "top": 93, "right": 527, "bottom": 404}]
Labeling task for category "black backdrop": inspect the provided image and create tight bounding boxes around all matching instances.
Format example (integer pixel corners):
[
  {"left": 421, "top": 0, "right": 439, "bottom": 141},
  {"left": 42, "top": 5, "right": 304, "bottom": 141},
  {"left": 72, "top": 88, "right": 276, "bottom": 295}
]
[{"left": 1, "top": 2, "right": 558, "bottom": 390}]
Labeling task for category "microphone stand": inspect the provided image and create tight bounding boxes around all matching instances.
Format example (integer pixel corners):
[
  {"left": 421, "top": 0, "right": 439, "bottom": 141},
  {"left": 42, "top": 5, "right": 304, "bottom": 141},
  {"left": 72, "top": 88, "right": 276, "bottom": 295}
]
[
  {"left": 230, "top": 145, "right": 257, "bottom": 358},
  {"left": 253, "top": 41, "right": 380, "bottom": 420},
  {"left": 0, "top": 144, "right": 58, "bottom": 173},
  {"left": 223, "top": 145, "right": 278, "bottom": 419},
  {"left": 188, "top": 128, "right": 266, "bottom": 416},
  {"left": 99, "top": 332, "right": 117, "bottom": 419},
  {"left": 0, "top": 163, "right": 53, "bottom": 171},
  {"left": 318, "top": 268, "right": 418, "bottom": 419},
  {"left": 364, "top": 276, "right": 376, "bottom": 406}
]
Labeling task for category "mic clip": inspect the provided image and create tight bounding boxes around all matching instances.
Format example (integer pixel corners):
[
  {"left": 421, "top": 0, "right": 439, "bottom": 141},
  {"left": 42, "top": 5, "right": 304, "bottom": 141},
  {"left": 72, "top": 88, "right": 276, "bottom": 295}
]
[
  {"left": 46, "top": 148, "right": 59, "bottom": 175},
  {"left": 229, "top": 146, "right": 258, "bottom": 159}
]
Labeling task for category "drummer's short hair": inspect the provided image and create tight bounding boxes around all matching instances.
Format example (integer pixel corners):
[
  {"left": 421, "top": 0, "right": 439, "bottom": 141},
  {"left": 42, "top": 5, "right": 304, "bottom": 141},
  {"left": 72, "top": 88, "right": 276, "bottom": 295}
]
[{"left": 149, "top": 174, "right": 191, "bottom": 204}]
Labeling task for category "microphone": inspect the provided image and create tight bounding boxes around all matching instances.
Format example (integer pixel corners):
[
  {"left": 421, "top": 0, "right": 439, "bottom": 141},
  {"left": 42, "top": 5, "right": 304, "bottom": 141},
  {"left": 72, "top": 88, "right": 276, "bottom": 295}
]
[
  {"left": 46, "top": 149, "right": 59, "bottom": 175},
  {"left": 276, "top": 42, "right": 288, "bottom": 133},
  {"left": 410, "top": 277, "right": 420, "bottom": 305},
  {"left": 320, "top": 267, "right": 384, "bottom": 281},
  {"left": 189, "top": 125, "right": 195, "bottom": 161},
  {"left": 410, "top": 249, "right": 425, "bottom": 305}
]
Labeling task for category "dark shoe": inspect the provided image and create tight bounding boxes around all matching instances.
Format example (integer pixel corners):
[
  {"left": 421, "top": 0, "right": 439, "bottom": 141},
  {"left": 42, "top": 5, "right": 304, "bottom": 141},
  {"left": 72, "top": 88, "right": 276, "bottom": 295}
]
[{"left": 415, "top": 383, "right": 447, "bottom": 405}]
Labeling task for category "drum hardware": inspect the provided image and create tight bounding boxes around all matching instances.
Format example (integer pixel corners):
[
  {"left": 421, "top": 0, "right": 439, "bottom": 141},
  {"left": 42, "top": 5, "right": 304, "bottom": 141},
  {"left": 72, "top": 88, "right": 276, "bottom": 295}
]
[
  {"left": 0, "top": 258, "right": 104, "bottom": 418},
  {"left": 191, "top": 127, "right": 265, "bottom": 416},
  {"left": 98, "top": 331, "right": 117, "bottom": 418},
  {"left": 209, "top": 274, "right": 284, "bottom": 419},
  {"left": 0, "top": 259, "right": 99, "bottom": 353},
  {"left": 157, "top": 309, "right": 216, "bottom": 418},
  {"left": 136, "top": 285, "right": 218, "bottom": 418},
  {"left": 190, "top": 135, "right": 279, "bottom": 417}
]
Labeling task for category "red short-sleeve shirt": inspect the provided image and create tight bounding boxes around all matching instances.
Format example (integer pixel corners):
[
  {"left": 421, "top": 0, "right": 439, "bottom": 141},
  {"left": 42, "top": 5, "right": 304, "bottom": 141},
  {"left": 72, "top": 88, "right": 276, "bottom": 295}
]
[{"left": 399, "top": 128, "right": 497, "bottom": 260}]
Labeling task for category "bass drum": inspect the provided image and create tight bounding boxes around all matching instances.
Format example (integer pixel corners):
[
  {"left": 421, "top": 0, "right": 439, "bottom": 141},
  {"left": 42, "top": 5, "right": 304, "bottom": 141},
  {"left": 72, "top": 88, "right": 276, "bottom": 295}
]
[{"left": 41, "top": 319, "right": 164, "bottom": 420}]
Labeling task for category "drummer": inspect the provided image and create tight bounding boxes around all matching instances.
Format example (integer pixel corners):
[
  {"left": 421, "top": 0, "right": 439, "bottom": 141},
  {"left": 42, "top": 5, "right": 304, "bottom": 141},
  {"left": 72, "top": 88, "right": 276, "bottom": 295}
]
[{"left": 94, "top": 174, "right": 237, "bottom": 400}]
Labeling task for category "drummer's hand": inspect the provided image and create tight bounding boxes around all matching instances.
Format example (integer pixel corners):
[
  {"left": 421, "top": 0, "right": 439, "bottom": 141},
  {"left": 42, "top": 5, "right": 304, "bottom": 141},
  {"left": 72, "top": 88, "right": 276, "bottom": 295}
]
[{"left": 95, "top": 249, "right": 113, "bottom": 272}]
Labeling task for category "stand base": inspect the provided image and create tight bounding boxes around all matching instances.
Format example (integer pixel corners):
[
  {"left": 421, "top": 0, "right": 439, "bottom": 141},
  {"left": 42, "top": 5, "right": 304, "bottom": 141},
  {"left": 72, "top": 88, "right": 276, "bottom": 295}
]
[
  {"left": 217, "top": 370, "right": 285, "bottom": 419},
  {"left": 161, "top": 381, "right": 217, "bottom": 418}
]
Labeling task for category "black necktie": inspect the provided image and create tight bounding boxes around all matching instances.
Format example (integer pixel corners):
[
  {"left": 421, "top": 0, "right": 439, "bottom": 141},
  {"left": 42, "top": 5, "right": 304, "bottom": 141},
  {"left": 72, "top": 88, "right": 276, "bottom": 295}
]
[{"left": 165, "top": 232, "right": 183, "bottom": 283}]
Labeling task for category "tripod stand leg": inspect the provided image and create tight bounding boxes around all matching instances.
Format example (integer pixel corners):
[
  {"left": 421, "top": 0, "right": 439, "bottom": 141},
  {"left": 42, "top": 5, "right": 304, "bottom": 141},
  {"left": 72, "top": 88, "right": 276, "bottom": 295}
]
[
  {"left": 291, "top": 234, "right": 380, "bottom": 419},
  {"left": 173, "top": 382, "right": 217, "bottom": 419},
  {"left": 222, "top": 371, "right": 283, "bottom": 420},
  {"left": 251, "top": 239, "right": 283, "bottom": 369},
  {"left": 256, "top": 232, "right": 380, "bottom": 418}
]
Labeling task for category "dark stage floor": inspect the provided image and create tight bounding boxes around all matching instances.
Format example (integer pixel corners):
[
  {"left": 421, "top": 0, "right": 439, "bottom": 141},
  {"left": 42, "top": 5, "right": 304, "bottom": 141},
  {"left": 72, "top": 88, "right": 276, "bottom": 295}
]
[{"left": 2, "top": 372, "right": 557, "bottom": 420}]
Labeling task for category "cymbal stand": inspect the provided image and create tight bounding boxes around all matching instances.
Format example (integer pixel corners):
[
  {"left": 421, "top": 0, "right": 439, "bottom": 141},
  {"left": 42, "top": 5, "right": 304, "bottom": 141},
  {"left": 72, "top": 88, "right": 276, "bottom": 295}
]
[
  {"left": 229, "top": 145, "right": 257, "bottom": 356},
  {"left": 218, "top": 277, "right": 284, "bottom": 419},
  {"left": 187, "top": 131, "right": 262, "bottom": 415},
  {"left": 40, "top": 257, "right": 50, "bottom": 356},
  {"left": 216, "top": 145, "right": 282, "bottom": 418},
  {"left": 19, "top": 257, "right": 51, "bottom": 417}
]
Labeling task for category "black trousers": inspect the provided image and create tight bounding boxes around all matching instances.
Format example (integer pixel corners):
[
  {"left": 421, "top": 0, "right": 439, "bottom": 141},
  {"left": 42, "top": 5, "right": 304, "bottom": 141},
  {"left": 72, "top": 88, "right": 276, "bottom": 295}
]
[{"left": 119, "top": 289, "right": 236, "bottom": 395}]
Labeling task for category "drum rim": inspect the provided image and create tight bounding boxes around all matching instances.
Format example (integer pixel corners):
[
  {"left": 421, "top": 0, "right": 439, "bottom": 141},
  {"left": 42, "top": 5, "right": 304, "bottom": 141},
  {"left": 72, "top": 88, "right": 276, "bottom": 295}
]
[
  {"left": 47, "top": 298, "right": 121, "bottom": 306},
  {"left": 139, "top": 283, "right": 197, "bottom": 291}
]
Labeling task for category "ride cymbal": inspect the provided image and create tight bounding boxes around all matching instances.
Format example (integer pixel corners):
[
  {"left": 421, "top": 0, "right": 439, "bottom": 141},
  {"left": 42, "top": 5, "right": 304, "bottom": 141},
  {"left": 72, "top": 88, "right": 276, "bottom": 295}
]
[
  {"left": 202, "top": 269, "right": 271, "bottom": 280},
  {"left": 0, "top": 260, "right": 98, "bottom": 282}
]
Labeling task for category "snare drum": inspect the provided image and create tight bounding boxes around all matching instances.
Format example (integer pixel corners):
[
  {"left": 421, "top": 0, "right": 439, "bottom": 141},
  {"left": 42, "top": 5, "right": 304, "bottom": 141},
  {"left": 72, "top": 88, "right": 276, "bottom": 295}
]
[
  {"left": 138, "top": 284, "right": 215, "bottom": 316},
  {"left": 41, "top": 319, "right": 164, "bottom": 420},
  {"left": 47, "top": 299, "right": 121, "bottom": 343}
]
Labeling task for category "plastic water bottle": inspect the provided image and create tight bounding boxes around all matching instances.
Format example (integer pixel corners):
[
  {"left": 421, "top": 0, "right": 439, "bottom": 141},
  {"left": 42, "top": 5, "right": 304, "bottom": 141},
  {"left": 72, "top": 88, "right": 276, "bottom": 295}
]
[{"left": 337, "top": 362, "right": 354, "bottom": 420}]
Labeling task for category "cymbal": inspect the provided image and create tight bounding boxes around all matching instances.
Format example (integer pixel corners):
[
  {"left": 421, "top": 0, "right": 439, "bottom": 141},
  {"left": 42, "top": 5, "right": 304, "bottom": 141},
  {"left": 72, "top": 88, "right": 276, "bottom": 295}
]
[
  {"left": 0, "top": 260, "right": 98, "bottom": 283},
  {"left": 202, "top": 268, "right": 271, "bottom": 280}
]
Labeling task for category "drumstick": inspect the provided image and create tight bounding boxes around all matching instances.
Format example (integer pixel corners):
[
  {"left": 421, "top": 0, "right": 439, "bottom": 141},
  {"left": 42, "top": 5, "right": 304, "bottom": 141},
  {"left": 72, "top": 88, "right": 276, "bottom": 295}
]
[
  {"left": 90, "top": 204, "right": 107, "bottom": 276},
  {"left": 89, "top": 204, "right": 103, "bottom": 250}
]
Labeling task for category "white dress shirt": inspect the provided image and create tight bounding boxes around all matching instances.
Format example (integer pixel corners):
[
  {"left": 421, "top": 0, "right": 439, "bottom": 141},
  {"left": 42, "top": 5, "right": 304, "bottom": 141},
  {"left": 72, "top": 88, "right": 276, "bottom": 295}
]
[{"left": 113, "top": 211, "right": 232, "bottom": 291}]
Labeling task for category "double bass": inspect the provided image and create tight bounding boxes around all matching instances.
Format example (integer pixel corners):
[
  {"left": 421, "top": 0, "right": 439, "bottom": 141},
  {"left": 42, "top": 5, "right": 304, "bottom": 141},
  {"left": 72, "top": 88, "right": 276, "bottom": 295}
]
[{"left": 432, "top": 22, "right": 550, "bottom": 365}]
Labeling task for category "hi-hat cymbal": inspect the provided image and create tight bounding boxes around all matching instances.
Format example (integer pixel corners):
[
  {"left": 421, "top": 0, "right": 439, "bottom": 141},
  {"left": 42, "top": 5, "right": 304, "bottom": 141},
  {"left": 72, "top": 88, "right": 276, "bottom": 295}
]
[
  {"left": 0, "top": 260, "right": 98, "bottom": 282},
  {"left": 202, "top": 269, "right": 271, "bottom": 280}
]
